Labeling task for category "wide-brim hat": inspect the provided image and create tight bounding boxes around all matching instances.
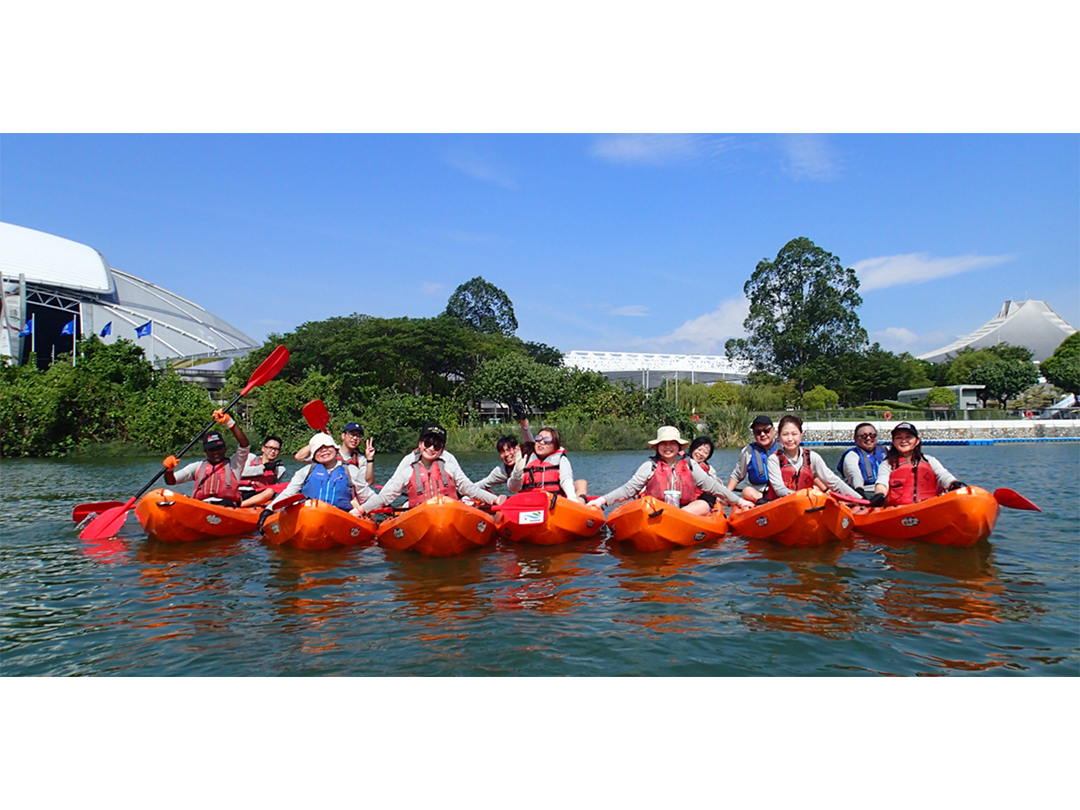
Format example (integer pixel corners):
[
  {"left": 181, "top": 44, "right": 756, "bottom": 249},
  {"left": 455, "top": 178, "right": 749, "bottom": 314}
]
[
  {"left": 647, "top": 426, "right": 690, "bottom": 448},
  {"left": 891, "top": 421, "right": 920, "bottom": 438},
  {"left": 310, "top": 433, "right": 339, "bottom": 452}
]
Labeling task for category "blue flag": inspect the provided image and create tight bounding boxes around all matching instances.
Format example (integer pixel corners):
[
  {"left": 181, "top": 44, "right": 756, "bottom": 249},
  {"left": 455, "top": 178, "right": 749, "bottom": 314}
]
[
  {"left": 18, "top": 316, "right": 34, "bottom": 337},
  {"left": 100, "top": 321, "right": 112, "bottom": 337},
  {"left": 61, "top": 319, "right": 76, "bottom": 336},
  {"left": 135, "top": 320, "right": 152, "bottom": 338}
]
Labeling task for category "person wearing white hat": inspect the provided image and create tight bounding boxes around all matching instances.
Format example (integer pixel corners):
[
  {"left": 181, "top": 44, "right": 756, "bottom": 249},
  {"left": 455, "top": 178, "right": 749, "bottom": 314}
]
[
  {"left": 591, "top": 426, "right": 751, "bottom": 514},
  {"left": 269, "top": 433, "right": 377, "bottom": 512}
]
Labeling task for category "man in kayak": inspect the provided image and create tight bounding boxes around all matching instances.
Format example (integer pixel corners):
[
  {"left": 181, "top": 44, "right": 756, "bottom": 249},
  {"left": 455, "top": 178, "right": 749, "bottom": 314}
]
[
  {"left": 295, "top": 422, "right": 375, "bottom": 486},
  {"left": 837, "top": 422, "right": 886, "bottom": 499},
  {"left": 238, "top": 435, "right": 288, "bottom": 507},
  {"left": 591, "top": 426, "right": 752, "bottom": 513},
  {"left": 727, "top": 415, "right": 779, "bottom": 502},
  {"left": 270, "top": 433, "right": 377, "bottom": 512},
  {"left": 163, "top": 409, "right": 251, "bottom": 507},
  {"left": 355, "top": 423, "right": 504, "bottom": 514},
  {"left": 475, "top": 402, "right": 535, "bottom": 493},
  {"left": 868, "top": 422, "right": 965, "bottom": 507}
]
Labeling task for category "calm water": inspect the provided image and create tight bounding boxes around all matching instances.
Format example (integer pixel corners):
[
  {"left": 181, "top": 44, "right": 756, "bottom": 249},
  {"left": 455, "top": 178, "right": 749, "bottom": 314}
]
[{"left": 2, "top": 444, "right": 1077, "bottom": 676}]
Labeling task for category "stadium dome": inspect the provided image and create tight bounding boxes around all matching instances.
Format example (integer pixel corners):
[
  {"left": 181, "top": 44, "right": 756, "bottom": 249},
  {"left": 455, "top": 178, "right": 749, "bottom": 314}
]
[
  {"left": 918, "top": 300, "right": 1077, "bottom": 364},
  {"left": 1, "top": 221, "right": 259, "bottom": 367}
]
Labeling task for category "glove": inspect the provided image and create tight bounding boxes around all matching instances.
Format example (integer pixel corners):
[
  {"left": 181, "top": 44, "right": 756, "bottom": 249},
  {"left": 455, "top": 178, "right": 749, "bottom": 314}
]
[
  {"left": 948, "top": 481, "right": 966, "bottom": 491},
  {"left": 512, "top": 449, "right": 527, "bottom": 477},
  {"left": 511, "top": 399, "right": 527, "bottom": 420},
  {"left": 868, "top": 493, "right": 886, "bottom": 507},
  {"left": 213, "top": 409, "right": 236, "bottom": 429},
  {"left": 256, "top": 508, "right": 273, "bottom": 533},
  {"left": 163, "top": 455, "right": 179, "bottom": 469}
]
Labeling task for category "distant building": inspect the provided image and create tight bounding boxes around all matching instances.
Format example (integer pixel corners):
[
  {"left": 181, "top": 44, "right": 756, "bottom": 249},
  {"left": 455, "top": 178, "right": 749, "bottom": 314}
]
[
  {"left": 564, "top": 350, "right": 750, "bottom": 389},
  {"left": 918, "top": 300, "right": 1076, "bottom": 364},
  {"left": 1, "top": 221, "right": 259, "bottom": 368},
  {"left": 897, "top": 385, "right": 985, "bottom": 410}
]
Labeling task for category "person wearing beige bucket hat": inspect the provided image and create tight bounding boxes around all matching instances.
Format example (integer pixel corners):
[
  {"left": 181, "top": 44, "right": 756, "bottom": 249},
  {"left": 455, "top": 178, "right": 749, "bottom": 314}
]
[{"left": 591, "top": 426, "right": 752, "bottom": 514}]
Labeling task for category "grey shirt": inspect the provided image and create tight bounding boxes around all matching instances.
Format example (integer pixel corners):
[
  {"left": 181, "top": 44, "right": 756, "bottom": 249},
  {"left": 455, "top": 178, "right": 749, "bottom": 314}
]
[
  {"left": 358, "top": 450, "right": 498, "bottom": 512},
  {"left": 476, "top": 463, "right": 512, "bottom": 491},
  {"left": 601, "top": 457, "right": 743, "bottom": 506},
  {"left": 766, "top": 449, "right": 861, "bottom": 499}
]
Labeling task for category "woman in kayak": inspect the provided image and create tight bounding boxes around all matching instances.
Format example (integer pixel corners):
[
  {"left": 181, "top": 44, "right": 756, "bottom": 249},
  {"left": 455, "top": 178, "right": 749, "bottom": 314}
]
[
  {"left": 591, "top": 426, "right": 751, "bottom": 514},
  {"left": 868, "top": 422, "right": 965, "bottom": 507},
  {"left": 508, "top": 425, "right": 589, "bottom": 504},
  {"left": 765, "top": 415, "right": 862, "bottom": 501},
  {"left": 270, "top": 433, "right": 377, "bottom": 512}
]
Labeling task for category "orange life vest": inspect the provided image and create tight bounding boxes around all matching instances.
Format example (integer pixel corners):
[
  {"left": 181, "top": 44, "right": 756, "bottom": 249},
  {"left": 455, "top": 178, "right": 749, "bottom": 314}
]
[
  {"left": 522, "top": 450, "right": 567, "bottom": 494},
  {"left": 642, "top": 456, "right": 699, "bottom": 506},
  {"left": 193, "top": 460, "right": 241, "bottom": 504},
  {"left": 241, "top": 456, "right": 283, "bottom": 492},
  {"left": 406, "top": 457, "right": 458, "bottom": 507},
  {"left": 767, "top": 449, "right": 815, "bottom": 499},
  {"left": 885, "top": 457, "right": 940, "bottom": 506}
]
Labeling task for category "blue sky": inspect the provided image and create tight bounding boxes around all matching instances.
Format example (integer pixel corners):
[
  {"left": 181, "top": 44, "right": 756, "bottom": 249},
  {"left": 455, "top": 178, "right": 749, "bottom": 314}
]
[{"left": 2, "top": 134, "right": 1076, "bottom": 360}]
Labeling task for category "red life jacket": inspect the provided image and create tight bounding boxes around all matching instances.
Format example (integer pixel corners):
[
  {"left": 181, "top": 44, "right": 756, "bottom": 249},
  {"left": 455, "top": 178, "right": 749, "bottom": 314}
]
[
  {"left": 642, "top": 456, "right": 699, "bottom": 506},
  {"left": 406, "top": 457, "right": 458, "bottom": 507},
  {"left": 339, "top": 451, "right": 360, "bottom": 467},
  {"left": 767, "top": 449, "right": 815, "bottom": 499},
  {"left": 193, "top": 459, "right": 241, "bottom": 504},
  {"left": 522, "top": 450, "right": 567, "bottom": 494},
  {"left": 886, "top": 457, "right": 940, "bottom": 506},
  {"left": 241, "top": 456, "right": 282, "bottom": 492}
]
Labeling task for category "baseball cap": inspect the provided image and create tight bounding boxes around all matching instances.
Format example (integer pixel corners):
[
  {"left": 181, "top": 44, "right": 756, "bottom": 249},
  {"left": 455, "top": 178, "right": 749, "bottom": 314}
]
[
  {"left": 203, "top": 431, "right": 226, "bottom": 450},
  {"left": 891, "top": 421, "right": 920, "bottom": 438},
  {"left": 343, "top": 422, "right": 364, "bottom": 434},
  {"left": 750, "top": 415, "right": 774, "bottom": 428},
  {"left": 420, "top": 422, "right": 447, "bottom": 441}
]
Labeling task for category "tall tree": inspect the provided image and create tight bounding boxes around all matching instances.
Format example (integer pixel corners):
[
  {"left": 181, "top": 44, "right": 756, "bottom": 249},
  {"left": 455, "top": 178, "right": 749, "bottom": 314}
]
[
  {"left": 443, "top": 277, "right": 519, "bottom": 337},
  {"left": 1040, "top": 332, "right": 1080, "bottom": 405},
  {"left": 725, "top": 237, "right": 866, "bottom": 396}
]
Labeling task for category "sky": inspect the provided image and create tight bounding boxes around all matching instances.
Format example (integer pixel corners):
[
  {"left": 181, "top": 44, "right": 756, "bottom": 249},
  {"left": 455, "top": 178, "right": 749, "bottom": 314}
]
[{"left": 2, "top": 134, "right": 1076, "bottom": 360}]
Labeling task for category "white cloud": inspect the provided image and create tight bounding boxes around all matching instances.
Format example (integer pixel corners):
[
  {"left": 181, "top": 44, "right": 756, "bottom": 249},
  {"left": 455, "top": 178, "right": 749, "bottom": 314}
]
[
  {"left": 609, "top": 305, "right": 649, "bottom": 316},
  {"left": 443, "top": 150, "right": 517, "bottom": 189},
  {"left": 420, "top": 282, "right": 445, "bottom": 295},
  {"left": 777, "top": 134, "right": 838, "bottom": 180},
  {"left": 647, "top": 298, "right": 750, "bottom": 353},
  {"left": 854, "top": 252, "right": 1013, "bottom": 291},
  {"left": 590, "top": 134, "right": 732, "bottom": 166},
  {"left": 872, "top": 327, "right": 957, "bottom": 355}
]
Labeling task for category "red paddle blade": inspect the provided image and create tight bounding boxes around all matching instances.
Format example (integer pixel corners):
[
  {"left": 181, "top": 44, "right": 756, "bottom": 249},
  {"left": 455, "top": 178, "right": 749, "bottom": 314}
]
[
  {"left": 72, "top": 500, "right": 125, "bottom": 522},
  {"left": 78, "top": 497, "right": 137, "bottom": 540},
  {"left": 240, "top": 345, "right": 290, "bottom": 395},
  {"left": 271, "top": 493, "right": 306, "bottom": 512},
  {"left": 993, "top": 488, "right": 1042, "bottom": 512},
  {"left": 302, "top": 399, "right": 330, "bottom": 432},
  {"left": 829, "top": 491, "right": 870, "bottom": 506},
  {"left": 497, "top": 491, "right": 550, "bottom": 525}
]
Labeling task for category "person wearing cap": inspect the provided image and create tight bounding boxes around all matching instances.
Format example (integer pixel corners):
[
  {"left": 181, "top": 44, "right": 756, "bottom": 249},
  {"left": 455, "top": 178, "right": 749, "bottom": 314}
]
[
  {"left": 507, "top": 425, "right": 590, "bottom": 504},
  {"left": 591, "top": 426, "right": 750, "bottom": 514},
  {"left": 836, "top": 422, "right": 887, "bottom": 499},
  {"left": 270, "top": 433, "right": 377, "bottom": 512},
  {"left": 355, "top": 423, "right": 503, "bottom": 513},
  {"left": 868, "top": 422, "right": 964, "bottom": 507},
  {"left": 764, "top": 415, "right": 861, "bottom": 502},
  {"left": 295, "top": 421, "right": 375, "bottom": 486},
  {"left": 727, "top": 415, "right": 779, "bottom": 503},
  {"left": 163, "top": 409, "right": 251, "bottom": 507},
  {"left": 238, "top": 435, "right": 289, "bottom": 507}
]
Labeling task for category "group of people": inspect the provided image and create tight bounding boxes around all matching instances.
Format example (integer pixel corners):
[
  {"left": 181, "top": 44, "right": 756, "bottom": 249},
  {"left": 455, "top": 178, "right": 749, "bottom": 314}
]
[{"left": 163, "top": 404, "right": 967, "bottom": 521}]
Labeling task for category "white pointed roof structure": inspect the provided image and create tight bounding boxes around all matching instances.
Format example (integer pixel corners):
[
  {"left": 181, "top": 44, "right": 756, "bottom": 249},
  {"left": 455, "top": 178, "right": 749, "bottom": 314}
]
[{"left": 918, "top": 300, "right": 1076, "bottom": 364}]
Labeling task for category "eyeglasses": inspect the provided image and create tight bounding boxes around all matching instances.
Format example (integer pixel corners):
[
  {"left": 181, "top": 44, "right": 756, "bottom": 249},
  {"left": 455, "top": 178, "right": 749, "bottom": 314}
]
[
  {"left": 344, "top": 430, "right": 364, "bottom": 438},
  {"left": 535, "top": 436, "right": 555, "bottom": 445},
  {"left": 422, "top": 437, "right": 445, "bottom": 450},
  {"left": 856, "top": 432, "right": 877, "bottom": 440},
  {"left": 263, "top": 444, "right": 281, "bottom": 452}
]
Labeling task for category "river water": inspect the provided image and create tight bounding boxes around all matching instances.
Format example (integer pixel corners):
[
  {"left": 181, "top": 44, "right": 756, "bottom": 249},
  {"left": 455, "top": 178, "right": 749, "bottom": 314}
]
[{"left": 1, "top": 444, "right": 1077, "bottom": 676}]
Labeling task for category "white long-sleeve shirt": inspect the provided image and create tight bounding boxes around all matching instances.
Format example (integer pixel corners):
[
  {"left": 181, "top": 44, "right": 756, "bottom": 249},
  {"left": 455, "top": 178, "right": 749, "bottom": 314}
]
[
  {"left": 874, "top": 455, "right": 956, "bottom": 492},
  {"left": 358, "top": 450, "right": 498, "bottom": 512},
  {"left": 600, "top": 457, "right": 743, "bottom": 506},
  {"left": 766, "top": 449, "right": 861, "bottom": 499},
  {"left": 270, "top": 461, "right": 376, "bottom": 507}
]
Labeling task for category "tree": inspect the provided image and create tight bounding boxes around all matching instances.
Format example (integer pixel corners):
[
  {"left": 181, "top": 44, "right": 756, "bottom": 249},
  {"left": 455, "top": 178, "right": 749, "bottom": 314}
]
[
  {"left": 523, "top": 340, "right": 563, "bottom": 367},
  {"left": 443, "top": 277, "right": 518, "bottom": 337},
  {"left": 969, "top": 358, "right": 1039, "bottom": 411},
  {"left": 468, "top": 354, "right": 568, "bottom": 413},
  {"left": 1041, "top": 333, "right": 1080, "bottom": 405},
  {"left": 925, "top": 386, "right": 958, "bottom": 407},
  {"left": 725, "top": 237, "right": 866, "bottom": 397},
  {"left": 802, "top": 384, "right": 839, "bottom": 410}
]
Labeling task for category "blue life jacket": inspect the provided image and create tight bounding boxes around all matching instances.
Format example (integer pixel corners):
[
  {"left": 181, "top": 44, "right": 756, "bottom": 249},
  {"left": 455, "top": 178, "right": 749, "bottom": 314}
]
[
  {"left": 836, "top": 444, "right": 887, "bottom": 485},
  {"left": 301, "top": 464, "right": 354, "bottom": 511},
  {"left": 746, "top": 443, "right": 777, "bottom": 486}
]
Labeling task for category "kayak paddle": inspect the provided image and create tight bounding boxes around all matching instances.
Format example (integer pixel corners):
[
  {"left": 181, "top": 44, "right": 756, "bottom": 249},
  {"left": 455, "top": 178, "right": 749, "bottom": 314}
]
[
  {"left": 828, "top": 491, "right": 871, "bottom": 506},
  {"left": 495, "top": 491, "right": 552, "bottom": 524},
  {"left": 302, "top": 399, "right": 331, "bottom": 432},
  {"left": 78, "top": 345, "right": 291, "bottom": 541},
  {"left": 993, "top": 488, "right": 1042, "bottom": 512},
  {"left": 72, "top": 501, "right": 125, "bottom": 522}
]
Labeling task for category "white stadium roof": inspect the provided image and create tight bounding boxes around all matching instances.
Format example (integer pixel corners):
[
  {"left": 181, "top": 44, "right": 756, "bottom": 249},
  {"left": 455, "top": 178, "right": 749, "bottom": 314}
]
[
  {"left": 1, "top": 221, "right": 259, "bottom": 365},
  {"left": 565, "top": 350, "right": 751, "bottom": 387},
  {"left": 918, "top": 300, "right": 1076, "bottom": 364}
]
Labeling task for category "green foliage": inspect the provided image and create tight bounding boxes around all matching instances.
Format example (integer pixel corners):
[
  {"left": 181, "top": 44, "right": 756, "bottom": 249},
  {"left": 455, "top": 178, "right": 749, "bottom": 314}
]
[
  {"left": 801, "top": 384, "right": 840, "bottom": 410},
  {"left": 363, "top": 391, "right": 462, "bottom": 454},
  {"left": 660, "top": 380, "right": 711, "bottom": 414},
  {"left": 443, "top": 276, "right": 518, "bottom": 336},
  {"left": 469, "top": 354, "right": 569, "bottom": 412},
  {"left": 1041, "top": 333, "right": 1080, "bottom": 399},
  {"left": 523, "top": 340, "right": 563, "bottom": 367},
  {"left": 707, "top": 381, "right": 742, "bottom": 406},
  {"left": 925, "top": 386, "right": 959, "bottom": 407},
  {"left": 126, "top": 370, "right": 215, "bottom": 453},
  {"left": 969, "top": 357, "right": 1040, "bottom": 410},
  {"left": 737, "top": 380, "right": 798, "bottom": 411},
  {"left": 700, "top": 403, "right": 752, "bottom": 448},
  {"left": 725, "top": 237, "right": 867, "bottom": 396}
]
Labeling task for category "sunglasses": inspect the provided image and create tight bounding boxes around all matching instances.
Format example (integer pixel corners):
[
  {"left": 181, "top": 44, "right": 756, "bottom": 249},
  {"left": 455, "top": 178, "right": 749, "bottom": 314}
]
[
  {"left": 753, "top": 428, "right": 772, "bottom": 435},
  {"left": 535, "top": 436, "right": 555, "bottom": 445},
  {"left": 857, "top": 432, "right": 877, "bottom": 440},
  {"left": 422, "top": 437, "right": 445, "bottom": 450}
]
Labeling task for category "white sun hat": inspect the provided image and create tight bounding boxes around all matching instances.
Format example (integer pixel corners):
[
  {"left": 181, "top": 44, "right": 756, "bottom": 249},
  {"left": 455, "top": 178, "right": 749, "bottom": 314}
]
[{"left": 647, "top": 426, "right": 690, "bottom": 448}]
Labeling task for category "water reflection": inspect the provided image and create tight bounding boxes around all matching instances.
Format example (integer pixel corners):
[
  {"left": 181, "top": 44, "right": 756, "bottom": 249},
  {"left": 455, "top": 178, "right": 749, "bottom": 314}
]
[
  {"left": 607, "top": 541, "right": 716, "bottom": 634},
  {"left": 491, "top": 541, "right": 599, "bottom": 615}
]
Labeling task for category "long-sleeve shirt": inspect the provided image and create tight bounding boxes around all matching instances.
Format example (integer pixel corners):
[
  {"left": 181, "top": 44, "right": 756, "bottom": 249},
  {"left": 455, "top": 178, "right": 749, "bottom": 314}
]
[
  {"left": 358, "top": 450, "right": 498, "bottom": 512},
  {"left": 600, "top": 457, "right": 743, "bottom": 506},
  {"left": 270, "top": 462, "right": 377, "bottom": 507},
  {"left": 840, "top": 446, "right": 886, "bottom": 491},
  {"left": 171, "top": 446, "right": 250, "bottom": 487},
  {"left": 507, "top": 451, "right": 576, "bottom": 499},
  {"left": 727, "top": 442, "right": 775, "bottom": 487},
  {"left": 476, "top": 463, "right": 512, "bottom": 491},
  {"left": 766, "top": 449, "right": 861, "bottom": 499},
  {"left": 874, "top": 455, "right": 956, "bottom": 492}
]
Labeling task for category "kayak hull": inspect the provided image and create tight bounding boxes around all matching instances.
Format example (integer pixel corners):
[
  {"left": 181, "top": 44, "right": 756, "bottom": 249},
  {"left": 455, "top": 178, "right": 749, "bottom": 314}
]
[
  {"left": 851, "top": 486, "right": 1000, "bottom": 547},
  {"left": 377, "top": 497, "right": 496, "bottom": 556},
  {"left": 496, "top": 496, "right": 605, "bottom": 546},
  {"left": 134, "top": 488, "right": 262, "bottom": 543},
  {"left": 607, "top": 496, "right": 729, "bottom": 552},
  {"left": 263, "top": 499, "right": 377, "bottom": 550},
  {"left": 728, "top": 489, "right": 854, "bottom": 547}
]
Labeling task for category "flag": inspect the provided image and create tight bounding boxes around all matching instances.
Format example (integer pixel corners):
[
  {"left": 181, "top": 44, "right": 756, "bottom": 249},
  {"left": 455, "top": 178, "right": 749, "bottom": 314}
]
[
  {"left": 100, "top": 321, "right": 112, "bottom": 337},
  {"left": 18, "top": 316, "right": 34, "bottom": 337},
  {"left": 61, "top": 319, "right": 76, "bottom": 336},
  {"left": 135, "top": 320, "right": 152, "bottom": 338}
]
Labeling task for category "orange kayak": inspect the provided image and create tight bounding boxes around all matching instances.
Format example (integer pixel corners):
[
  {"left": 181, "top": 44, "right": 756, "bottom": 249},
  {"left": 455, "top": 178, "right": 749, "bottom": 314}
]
[
  {"left": 496, "top": 496, "right": 605, "bottom": 546},
  {"left": 134, "top": 488, "right": 262, "bottom": 543},
  {"left": 728, "top": 489, "right": 854, "bottom": 547},
  {"left": 262, "top": 499, "right": 377, "bottom": 550},
  {"left": 851, "top": 486, "right": 1000, "bottom": 547},
  {"left": 606, "top": 495, "right": 729, "bottom": 552},
  {"left": 377, "top": 496, "right": 496, "bottom": 556}
]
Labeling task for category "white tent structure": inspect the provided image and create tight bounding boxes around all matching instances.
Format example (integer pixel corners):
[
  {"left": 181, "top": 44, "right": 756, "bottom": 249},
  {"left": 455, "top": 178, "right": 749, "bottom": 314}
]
[
  {"left": 918, "top": 300, "right": 1076, "bottom": 364},
  {"left": 1, "top": 222, "right": 259, "bottom": 367}
]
